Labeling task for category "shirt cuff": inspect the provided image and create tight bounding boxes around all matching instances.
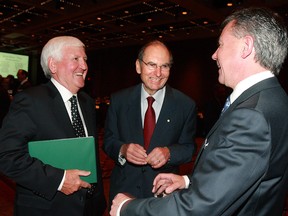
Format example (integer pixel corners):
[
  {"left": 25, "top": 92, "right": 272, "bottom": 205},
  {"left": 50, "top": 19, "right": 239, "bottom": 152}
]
[
  {"left": 116, "top": 198, "right": 132, "bottom": 216},
  {"left": 58, "top": 170, "right": 66, "bottom": 191},
  {"left": 183, "top": 175, "right": 190, "bottom": 189},
  {"left": 118, "top": 153, "right": 126, "bottom": 165}
]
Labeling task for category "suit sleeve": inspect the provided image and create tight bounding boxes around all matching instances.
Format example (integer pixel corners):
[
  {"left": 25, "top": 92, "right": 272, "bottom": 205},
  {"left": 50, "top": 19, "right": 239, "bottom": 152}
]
[
  {"left": 167, "top": 100, "right": 197, "bottom": 165},
  {"left": 121, "top": 108, "right": 271, "bottom": 215},
  {"left": 102, "top": 95, "right": 125, "bottom": 162},
  {"left": 0, "top": 92, "right": 64, "bottom": 200}
]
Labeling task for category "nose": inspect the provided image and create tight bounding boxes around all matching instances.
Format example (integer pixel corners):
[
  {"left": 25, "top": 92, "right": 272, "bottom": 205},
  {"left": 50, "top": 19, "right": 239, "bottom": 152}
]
[
  {"left": 80, "top": 58, "right": 88, "bottom": 70},
  {"left": 154, "top": 66, "right": 162, "bottom": 77},
  {"left": 212, "top": 49, "right": 218, "bottom": 60}
]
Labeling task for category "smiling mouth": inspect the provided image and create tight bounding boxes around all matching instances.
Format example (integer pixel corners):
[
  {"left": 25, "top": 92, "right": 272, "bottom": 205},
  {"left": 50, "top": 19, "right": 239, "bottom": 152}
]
[
  {"left": 75, "top": 72, "right": 84, "bottom": 77},
  {"left": 149, "top": 77, "right": 163, "bottom": 82}
]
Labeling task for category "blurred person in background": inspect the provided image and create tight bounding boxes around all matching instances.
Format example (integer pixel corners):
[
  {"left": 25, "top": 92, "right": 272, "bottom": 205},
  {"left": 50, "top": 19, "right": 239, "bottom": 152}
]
[{"left": 16, "top": 69, "right": 32, "bottom": 93}]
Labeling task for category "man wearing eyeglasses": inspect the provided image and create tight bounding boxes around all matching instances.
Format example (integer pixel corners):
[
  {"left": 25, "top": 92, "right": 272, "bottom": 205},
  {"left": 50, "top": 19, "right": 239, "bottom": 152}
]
[{"left": 103, "top": 40, "right": 197, "bottom": 207}]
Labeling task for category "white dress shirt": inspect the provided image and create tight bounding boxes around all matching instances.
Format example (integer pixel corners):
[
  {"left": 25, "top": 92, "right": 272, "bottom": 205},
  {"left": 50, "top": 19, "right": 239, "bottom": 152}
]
[{"left": 51, "top": 78, "right": 88, "bottom": 190}]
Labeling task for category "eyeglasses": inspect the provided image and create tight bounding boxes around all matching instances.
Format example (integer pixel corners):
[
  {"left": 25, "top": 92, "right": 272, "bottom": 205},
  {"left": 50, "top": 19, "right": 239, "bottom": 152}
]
[{"left": 139, "top": 59, "right": 171, "bottom": 71}]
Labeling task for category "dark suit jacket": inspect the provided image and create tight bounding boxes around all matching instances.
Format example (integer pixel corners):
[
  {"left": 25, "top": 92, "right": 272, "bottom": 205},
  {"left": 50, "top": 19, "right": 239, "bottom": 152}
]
[
  {"left": 0, "top": 81, "right": 106, "bottom": 216},
  {"left": 103, "top": 84, "right": 197, "bottom": 201},
  {"left": 121, "top": 77, "right": 288, "bottom": 216}
]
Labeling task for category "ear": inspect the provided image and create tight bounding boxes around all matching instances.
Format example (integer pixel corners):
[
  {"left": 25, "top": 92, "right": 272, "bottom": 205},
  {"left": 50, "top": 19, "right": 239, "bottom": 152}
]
[
  {"left": 241, "top": 35, "right": 254, "bottom": 59},
  {"left": 135, "top": 59, "right": 141, "bottom": 74},
  {"left": 48, "top": 57, "right": 57, "bottom": 74}
]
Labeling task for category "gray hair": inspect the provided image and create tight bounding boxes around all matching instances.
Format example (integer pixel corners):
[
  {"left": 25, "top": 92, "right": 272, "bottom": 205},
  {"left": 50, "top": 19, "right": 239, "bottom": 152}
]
[
  {"left": 40, "top": 36, "right": 85, "bottom": 79},
  {"left": 221, "top": 7, "right": 288, "bottom": 75}
]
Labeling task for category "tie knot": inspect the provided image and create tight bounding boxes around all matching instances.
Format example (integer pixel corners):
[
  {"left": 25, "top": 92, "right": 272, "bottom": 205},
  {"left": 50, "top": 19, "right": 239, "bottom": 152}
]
[
  {"left": 221, "top": 96, "right": 231, "bottom": 114},
  {"left": 69, "top": 95, "right": 77, "bottom": 104},
  {"left": 225, "top": 96, "right": 231, "bottom": 106},
  {"left": 147, "top": 96, "right": 155, "bottom": 106}
]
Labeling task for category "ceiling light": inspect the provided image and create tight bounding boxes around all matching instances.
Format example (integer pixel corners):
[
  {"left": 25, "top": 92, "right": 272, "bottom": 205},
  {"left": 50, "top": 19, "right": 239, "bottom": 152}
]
[
  {"left": 227, "top": 3, "right": 233, "bottom": 7},
  {"left": 182, "top": 11, "right": 188, "bottom": 15}
]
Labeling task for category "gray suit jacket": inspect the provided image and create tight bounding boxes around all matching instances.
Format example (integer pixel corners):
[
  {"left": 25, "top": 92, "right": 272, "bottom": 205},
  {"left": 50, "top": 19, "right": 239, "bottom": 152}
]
[
  {"left": 121, "top": 77, "right": 288, "bottom": 216},
  {"left": 103, "top": 84, "right": 197, "bottom": 201},
  {"left": 0, "top": 81, "right": 106, "bottom": 216}
]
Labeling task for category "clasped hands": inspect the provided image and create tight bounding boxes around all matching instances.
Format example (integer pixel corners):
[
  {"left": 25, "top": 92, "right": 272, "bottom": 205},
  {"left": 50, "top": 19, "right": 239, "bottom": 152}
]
[
  {"left": 120, "top": 143, "right": 170, "bottom": 168},
  {"left": 110, "top": 173, "right": 186, "bottom": 216}
]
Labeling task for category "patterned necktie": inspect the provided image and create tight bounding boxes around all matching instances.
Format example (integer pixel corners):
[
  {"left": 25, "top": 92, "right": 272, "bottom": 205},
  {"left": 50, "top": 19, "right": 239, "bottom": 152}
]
[
  {"left": 144, "top": 96, "right": 156, "bottom": 150},
  {"left": 221, "top": 96, "right": 231, "bottom": 115},
  {"left": 69, "top": 96, "right": 86, "bottom": 137}
]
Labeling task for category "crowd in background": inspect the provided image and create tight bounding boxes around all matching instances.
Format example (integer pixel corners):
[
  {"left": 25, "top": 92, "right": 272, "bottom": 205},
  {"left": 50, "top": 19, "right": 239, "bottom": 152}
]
[{"left": 0, "top": 70, "right": 32, "bottom": 127}]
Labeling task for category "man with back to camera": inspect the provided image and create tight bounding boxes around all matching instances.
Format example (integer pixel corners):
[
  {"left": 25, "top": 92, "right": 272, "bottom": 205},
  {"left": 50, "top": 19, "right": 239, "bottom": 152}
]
[
  {"left": 0, "top": 36, "right": 106, "bottom": 216},
  {"left": 110, "top": 7, "right": 288, "bottom": 216}
]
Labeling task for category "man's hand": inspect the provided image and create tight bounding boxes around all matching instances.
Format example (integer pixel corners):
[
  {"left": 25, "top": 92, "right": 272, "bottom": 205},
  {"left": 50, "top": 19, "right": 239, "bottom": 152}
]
[
  {"left": 152, "top": 173, "right": 186, "bottom": 196},
  {"left": 146, "top": 147, "right": 170, "bottom": 169},
  {"left": 60, "top": 169, "right": 91, "bottom": 195},
  {"left": 110, "top": 193, "right": 134, "bottom": 216},
  {"left": 121, "top": 143, "right": 147, "bottom": 165}
]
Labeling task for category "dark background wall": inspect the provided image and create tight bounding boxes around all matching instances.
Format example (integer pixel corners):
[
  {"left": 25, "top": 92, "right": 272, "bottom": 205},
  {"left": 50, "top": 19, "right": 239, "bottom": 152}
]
[{"left": 85, "top": 37, "right": 219, "bottom": 109}]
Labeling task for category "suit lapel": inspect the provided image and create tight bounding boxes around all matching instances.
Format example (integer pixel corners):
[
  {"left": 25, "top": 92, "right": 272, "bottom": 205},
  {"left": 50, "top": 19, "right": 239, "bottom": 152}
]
[
  {"left": 127, "top": 84, "right": 144, "bottom": 144},
  {"left": 194, "top": 77, "right": 280, "bottom": 167},
  {"left": 77, "top": 92, "right": 94, "bottom": 136},
  {"left": 46, "top": 81, "right": 75, "bottom": 137},
  {"left": 149, "top": 86, "right": 176, "bottom": 149},
  {"left": 151, "top": 85, "right": 176, "bottom": 138}
]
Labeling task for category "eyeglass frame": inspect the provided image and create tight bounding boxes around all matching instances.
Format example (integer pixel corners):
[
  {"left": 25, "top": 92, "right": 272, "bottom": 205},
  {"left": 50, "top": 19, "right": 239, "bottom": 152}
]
[{"left": 139, "top": 59, "right": 172, "bottom": 71}]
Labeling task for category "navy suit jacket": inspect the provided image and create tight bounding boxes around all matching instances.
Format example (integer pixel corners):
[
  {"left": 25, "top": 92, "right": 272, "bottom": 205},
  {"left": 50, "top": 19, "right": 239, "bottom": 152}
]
[
  {"left": 0, "top": 81, "right": 105, "bottom": 216},
  {"left": 121, "top": 77, "right": 288, "bottom": 216},
  {"left": 103, "top": 84, "right": 197, "bottom": 201}
]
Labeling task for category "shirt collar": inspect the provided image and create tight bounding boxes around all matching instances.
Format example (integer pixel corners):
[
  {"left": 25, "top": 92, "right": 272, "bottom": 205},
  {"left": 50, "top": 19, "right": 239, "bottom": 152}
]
[
  {"left": 141, "top": 84, "right": 166, "bottom": 104},
  {"left": 51, "top": 78, "right": 75, "bottom": 103},
  {"left": 230, "top": 71, "right": 274, "bottom": 104},
  {"left": 20, "top": 78, "right": 28, "bottom": 85}
]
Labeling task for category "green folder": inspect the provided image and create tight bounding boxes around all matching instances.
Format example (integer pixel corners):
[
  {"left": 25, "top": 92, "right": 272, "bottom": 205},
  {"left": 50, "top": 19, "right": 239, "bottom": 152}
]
[{"left": 28, "top": 136, "right": 97, "bottom": 183}]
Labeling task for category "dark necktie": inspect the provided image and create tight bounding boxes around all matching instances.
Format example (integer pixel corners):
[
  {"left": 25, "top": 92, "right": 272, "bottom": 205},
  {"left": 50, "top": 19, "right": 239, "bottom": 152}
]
[
  {"left": 69, "top": 96, "right": 86, "bottom": 137},
  {"left": 221, "top": 96, "right": 231, "bottom": 115},
  {"left": 144, "top": 96, "right": 156, "bottom": 150}
]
